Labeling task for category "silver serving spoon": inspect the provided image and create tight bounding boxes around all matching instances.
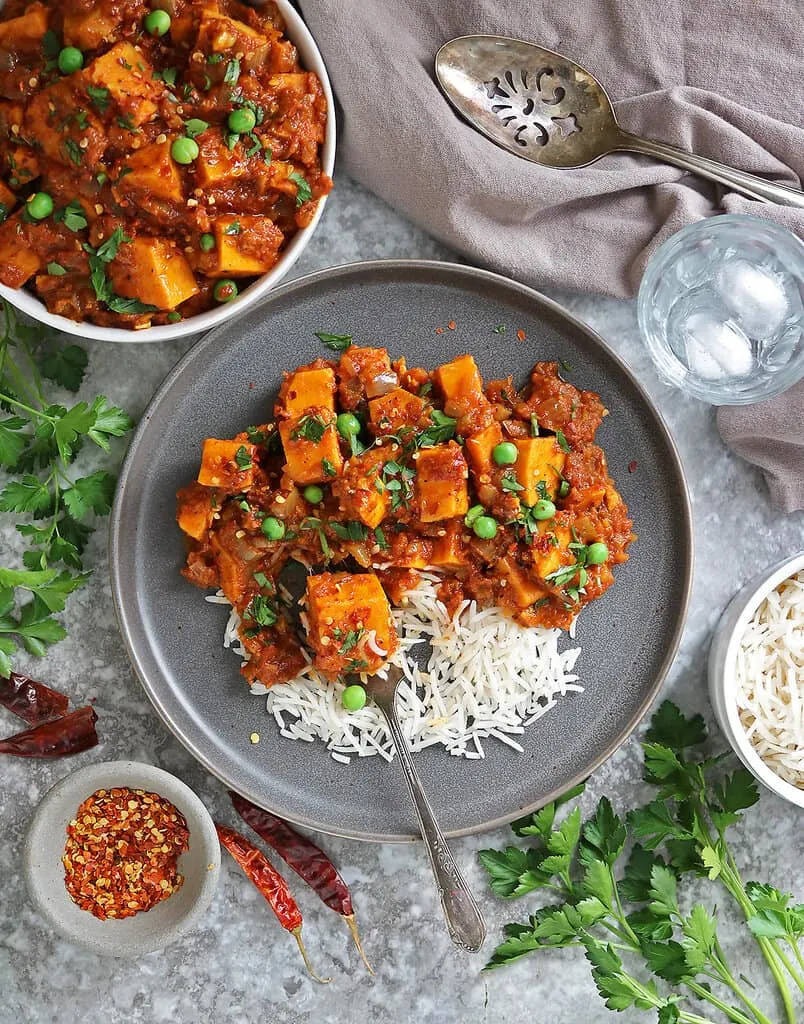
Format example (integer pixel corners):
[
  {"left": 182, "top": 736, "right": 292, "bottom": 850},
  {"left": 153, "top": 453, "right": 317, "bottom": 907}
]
[
  {"left": 435, "top": 35, "right": 804, "bottom": 208},
  {"left": 367, "top": 664, "right": 486, "bottom": 953}
]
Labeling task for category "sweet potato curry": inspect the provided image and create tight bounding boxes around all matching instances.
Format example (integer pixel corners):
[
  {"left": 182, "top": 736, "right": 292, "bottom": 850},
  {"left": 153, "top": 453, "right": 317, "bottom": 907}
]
[
  {"left": 177, "top": 344, "right": 634, "bottom": 690},
  {"left": 0, "top": 0, "right": 330, "bottom": 328}
]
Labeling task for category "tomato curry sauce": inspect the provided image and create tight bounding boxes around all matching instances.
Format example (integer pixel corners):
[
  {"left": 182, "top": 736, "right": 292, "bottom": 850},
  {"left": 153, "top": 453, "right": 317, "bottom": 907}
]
[
  {"left": 177, "top": 345, "right": 634, "bottom": 690},
  {"left": 0, "top": 0, "right": 330, "bottom": 328}
]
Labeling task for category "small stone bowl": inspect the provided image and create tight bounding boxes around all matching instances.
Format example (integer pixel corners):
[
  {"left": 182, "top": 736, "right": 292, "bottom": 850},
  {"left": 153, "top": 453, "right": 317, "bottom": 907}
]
[{"left": 24, "top": 760, "right": 220, "bottom": 957}]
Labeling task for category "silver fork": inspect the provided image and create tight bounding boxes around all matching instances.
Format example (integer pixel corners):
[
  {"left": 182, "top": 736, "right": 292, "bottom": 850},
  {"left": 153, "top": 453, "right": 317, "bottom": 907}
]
[{"left": 368, "top": 664, "right": 486, "bottom": 953}]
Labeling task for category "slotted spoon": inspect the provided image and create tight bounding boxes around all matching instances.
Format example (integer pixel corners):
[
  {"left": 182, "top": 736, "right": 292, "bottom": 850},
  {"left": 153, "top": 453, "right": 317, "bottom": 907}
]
[{"left": 435, "top": 35, "right": 804, "bottom": 207}]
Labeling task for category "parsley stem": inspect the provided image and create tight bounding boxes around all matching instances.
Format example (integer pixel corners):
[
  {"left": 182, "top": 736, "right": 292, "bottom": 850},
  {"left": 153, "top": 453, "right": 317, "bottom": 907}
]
[
  {"left": 0, "top": 390, "right": 51, "bottom": 421},
  {"left": 685, "top": 980, "right": 757, "bottom": 1024},
  {"left": 771, "top": 943, "right": 804, "bottom": 995}
]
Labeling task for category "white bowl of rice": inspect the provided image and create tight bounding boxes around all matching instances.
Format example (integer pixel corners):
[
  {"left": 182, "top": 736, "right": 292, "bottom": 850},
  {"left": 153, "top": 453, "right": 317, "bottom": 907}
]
[{"left": 708, "top": 552, "right": 804, "bottom": 808}]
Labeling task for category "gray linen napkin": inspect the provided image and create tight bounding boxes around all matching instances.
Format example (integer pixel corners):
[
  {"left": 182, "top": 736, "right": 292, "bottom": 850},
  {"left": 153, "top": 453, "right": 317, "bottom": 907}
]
[{"left": 298, "top": 0, "right": 804, "bottom": 508}]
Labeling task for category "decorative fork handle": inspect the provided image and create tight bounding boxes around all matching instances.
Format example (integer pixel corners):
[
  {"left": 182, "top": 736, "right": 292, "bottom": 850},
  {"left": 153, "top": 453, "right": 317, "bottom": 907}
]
[
  {"left": 380, "top": 704, "right": 486, "bottom": 953},
  {"left": 616, "top": 130, "right": 804, "bottom": 209}
]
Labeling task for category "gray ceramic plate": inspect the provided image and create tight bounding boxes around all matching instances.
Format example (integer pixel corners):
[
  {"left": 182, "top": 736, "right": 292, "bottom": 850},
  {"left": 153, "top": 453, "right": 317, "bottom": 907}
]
[{"left": 110, "top": 260, "right": 692, "bottom": 842}]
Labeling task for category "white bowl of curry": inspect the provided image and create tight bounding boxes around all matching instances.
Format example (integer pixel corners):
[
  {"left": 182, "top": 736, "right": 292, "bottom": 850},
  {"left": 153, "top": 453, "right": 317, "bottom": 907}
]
[{"left": 0, "top": 0, "right": 335, "bottom": 340}]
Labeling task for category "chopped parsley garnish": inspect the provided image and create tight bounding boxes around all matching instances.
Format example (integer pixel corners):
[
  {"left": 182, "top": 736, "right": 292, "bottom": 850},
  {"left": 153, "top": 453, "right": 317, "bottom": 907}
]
[
  {"left": 536, "top": 480, "right": 550, "bottom": 502},
  {"left": 530, "top": 414, "right": 540, "bottom": 437},
  {"left": 184, "top": 117, "right": 209, "bottom": 138},
  {"left": 299, "top": 517, "right": 330, "bottom": 558},
  {"left": 321, "top": 457, "right": 337, "bottom": 477},
  {"left": 415, "top": 409, "right": 457, "bottom": 448},
  {"left": 64, "top": 139, "right": 82, "bottom": 166},
  {"left": 42, "top": 29, "right": 60, "bottom": 59},
  {"left": 207, "top": 53, "right": 224, "bottom": 65},
  {"left": 0, "top": 203, "right": 8, "bottom": 225},
  {"left": 374, "top": 525, "right": 389, "bottom": 550},
  {"left": 116, "top": 113, "right": 136, "bottom": 131},
  {"left": 329, "top": 520, "right": 369, "bottom": 542},
  {"left": 288, "top": 171, "right": 312, "bottom": 207},
  {"left": 381, "top": 460, "right": 415, "bottom": 510},
  {"left": 555, "top": 429, "right": 571, "bottom": 453},
  {"left": 315, "top": 331, "right": 352, "bottom": 351},
  {"left": 253, "top": 571, "right": 273, "bottom": 591},
  {"left": 223, "top": 58, "right": 241, "bottom": 85},
  {"left": 419, "top": 381, "right": 433, "bottom": 397},
  {"left": 337, "top": 628, "right": 364, "bottom": 655},
  {"left": 559, "top": 359, "right": 573, "bottom": 374},
  {"left": 74, "top": 110, "right": 89, "bottom": 130},
  {"left": 84, "top": 227, "right": 157, "bottom": 316},
  {"left": 223, "top": 219, "right": 241, "bottom": 235},
  {"left": 245, "top": 594, "right": 278, "bottom": 628},
  {"left": 156, "top": 67, "right": 178, "bottom": 86},
  {"left": 501, "top": 473, "right": 524, "bottom": 493},
  {"left": 46, "top": 262, "right": 66, "bottom": 276},
  {"left": 54, "top": 201, "right": 87, "bottom": 232},
  {"left": 291, "top": 414, "right": 329, "bottom": 444},
  {"left": 492, "top": 323, "right": 506, "bottom": 334},
  {"left": 234, "top": 445, "right": 253, "bottom": 470},
  {"left": 245, "top": 425, "right": 268, "bottom": 444}
]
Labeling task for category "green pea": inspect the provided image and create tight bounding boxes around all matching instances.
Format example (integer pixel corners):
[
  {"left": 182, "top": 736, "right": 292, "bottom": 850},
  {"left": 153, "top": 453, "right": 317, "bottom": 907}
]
[
  {"left": 171, "top": 136, "right": 199, "bottom": 164},
  {"left": 167, "top": 311, "right": 182, "bottom": 323},
  {"left": 586, "top": 542, "right": 609, "bottom": 565},
  {"left": 559, "top": 480, "right": 570, "bottom": 498},
  {"left": 26, "top": 192, "right": 53, "bottom": 220},
  {"left": 144, "top": 8, "right": 171, "bottom": 35},
  {"left": 492, "top": 441, "right": 518, "bottom": 466},
  {"left": 578, "top": 567, "right": 589, "bottom": 588},
  {"left": 472, "top": 515, "right": 498, "bottom": 539},
  {"left": 57, "top": 47, "right": 83, "bottom": 75},
  {"left": 342, "top": 684, "right": 367, "bottom": 711},
  {"left": 303, "top": 484, "right": 323, "bottom": 504},
  {"left": 199, "top": 232, "right": 215, "bottom": 252},
  {"left": 228, "top": 107, "right": 256, "bottom": 134},
  {"left": 213, "top": 278, "right": 238, "bottom": 303},
  {"left": 532, "top": 499, "right": 556, "bottom": 520},
  {"left": 261, "top": 516, "right": 285, "bottom": 540},
  {"left": 336, "top": 412, "right": 361, "bottom": 438},
  {"left": 464, "top": 504, "right": 485, "bottom": 527}
]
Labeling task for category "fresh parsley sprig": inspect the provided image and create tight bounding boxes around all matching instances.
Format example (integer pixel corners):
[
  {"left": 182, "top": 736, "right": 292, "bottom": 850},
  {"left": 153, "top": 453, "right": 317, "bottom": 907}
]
[
  {"left": 480, "top": 701, "right": 804, "bottom": 1024},
  {"left": 0, "top": 300, "right": 133, "bottom": 676}
]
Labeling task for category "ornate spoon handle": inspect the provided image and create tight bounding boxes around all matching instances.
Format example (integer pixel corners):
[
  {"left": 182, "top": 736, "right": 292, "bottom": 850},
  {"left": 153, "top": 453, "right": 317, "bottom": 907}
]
[{"left": 381, "top": 704, "right": 486, "bottom": 953}]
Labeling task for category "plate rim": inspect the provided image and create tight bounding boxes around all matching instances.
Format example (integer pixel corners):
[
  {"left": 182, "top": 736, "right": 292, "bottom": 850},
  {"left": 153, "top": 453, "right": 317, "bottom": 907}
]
[{"left": 110, "top": 258, "right": 694, "bottom": 843}]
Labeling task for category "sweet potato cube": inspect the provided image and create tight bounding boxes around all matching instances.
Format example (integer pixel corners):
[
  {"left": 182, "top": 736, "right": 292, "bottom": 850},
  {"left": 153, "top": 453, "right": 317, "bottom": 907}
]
[
  {"left": 431, "top": 520, "right": 466, "bottom": 567},
  {"left": 369, "top": 388, "right": 426, "bottom": 435},
  {"left": 278, "top": 367, "right": 336, "bottom": 419},
  {"left": 24, "top": 82, "right": 106, "bottom": 170},
  {"left": 114, "top": 140, "right": 183, "bottom": 203},
  {"left": 108, "top": 236, "right": 199, "bottom": 310},
  {"left": 195, "top": 131, "right": 250, "bottom": 186},
  {"left": 415, "top": 442, "right": 469, "bottom": 522},
  {"left": 64, "top": 5, "right": 122, "bottom": 50},
  {"left": 197, "top": 439, "right": 257, "bottom": 493},
  {"left": 338, "top": 346, "right": 397, "bottom": 409},
  {"left": 279, "top": 414, "right": 342, "bottom": 485},
  {"left": 0, "top": 3, "right": 48, "bottom": 51},
  {"left": 465, "top": 421, "right": 503, "bottom": 482},
  {"left": 176, "top": 482, "right": 217, "bottom": 541},
  {"left": 0, "top": 215, "right": 39, "bottom": 287},
  {"left": 496, "top": 556, "right": 547, "bottom": 610},
  {"left": 514, "top": 437, "right": 566, "bottom": 505},
  {"left": 531, "top": 521, "right": 573, "bottom": 581},
  {"left": 196, "top": 12, "right": 270, "bottom": 71},
  {"left": 85, "top": 43, "right": 160, "bottom": 127},
  {"left": 210, "top": 215, "right": 283, "bottom": 277},
  {"left": 434, "top": 354, "right": 489, "bottom": 421},
  {"left": 332, "top": 447, "right": 389, "bottom": 529},
  {"left": 305, "top": 572, "right": 398, "bottom": 675}
]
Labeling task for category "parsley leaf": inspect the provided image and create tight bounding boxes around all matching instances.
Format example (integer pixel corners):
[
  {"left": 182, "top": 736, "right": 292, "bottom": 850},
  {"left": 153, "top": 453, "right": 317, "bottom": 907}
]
[
  {"left": 315, "top": 332, "right": 352, "bottom": 351},
  {"left": 288, "top": 171, "right": 312, "bottom": 207},
  {"left": 415, "top": 409, "right": 457, "bottom": 448},
  {"left": 223, "top": 58, "right": 241, "bottom": 85},
  {"left": 234, "top": 445, "right": 253, "bottom": 470},
  {"left": 62, "top": 471, "right": 116, "bottom": 520},
  {"left": 555, "top": 429, "right": 571, "bottom": 453},
  {"left": 39, "top": 344, "right": 88, "bottom": 393},
  {"left": 184, "top": 117, "right": 209, "bottom": 138}
]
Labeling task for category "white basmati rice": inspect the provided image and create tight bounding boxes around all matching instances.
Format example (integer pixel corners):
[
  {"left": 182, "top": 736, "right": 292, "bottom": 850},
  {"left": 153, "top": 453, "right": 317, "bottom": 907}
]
[
  {"left": 735, "top": 569, "right": 804, "bottom": 788},
  {"left": 206, "top": 573, "right": 583, "bottom": 763}
]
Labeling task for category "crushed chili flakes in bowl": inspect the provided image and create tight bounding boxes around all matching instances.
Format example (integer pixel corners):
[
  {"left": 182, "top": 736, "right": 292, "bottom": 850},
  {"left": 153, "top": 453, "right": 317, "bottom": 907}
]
[{"left": 63, "top": 787, "right": 190, "bottom": 921}]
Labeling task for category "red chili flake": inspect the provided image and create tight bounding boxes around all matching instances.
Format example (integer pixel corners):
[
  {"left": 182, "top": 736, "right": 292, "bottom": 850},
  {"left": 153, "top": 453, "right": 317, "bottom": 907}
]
[
  {"left": 628, "top": 460, "right": 638, "bottom": 473},
  {"left": 434, "top": 327, "right": 444, "bottom": 335},
  {"left": 447, "top": 320, "right": 456, "bottom": 330},
  {"left": 248, "top": 382, "right": 255, "bottom": 390},
  {"left": 63, "top": 788, "right": 189, "bottom": 921},
  {"left": 516, "top": 329, "right": 527, "bottom": 342}
]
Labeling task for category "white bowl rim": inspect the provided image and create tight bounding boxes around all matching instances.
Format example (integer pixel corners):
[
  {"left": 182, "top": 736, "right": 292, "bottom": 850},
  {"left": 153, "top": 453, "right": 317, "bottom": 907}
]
[
  {"left": 720, "top": 550, "right": 804, "bottom": 808},
  {"left": 0, "top": 0, "right": 336, "bottom": 343}
]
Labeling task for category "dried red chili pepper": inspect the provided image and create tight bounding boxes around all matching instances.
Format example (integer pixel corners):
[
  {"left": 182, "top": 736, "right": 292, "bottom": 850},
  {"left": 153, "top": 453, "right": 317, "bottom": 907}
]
[
  {"left": 215, "top": 823, "right": 331, "bottom": 984},
  {"left": 0, "top": 706, "right": 98, "bottom": 758},
  {"left": 229, "top": 791, "right": 373, "bottom": 973},
  {"left": 0, "top": 672, "right": 70, "bottom": 725}
]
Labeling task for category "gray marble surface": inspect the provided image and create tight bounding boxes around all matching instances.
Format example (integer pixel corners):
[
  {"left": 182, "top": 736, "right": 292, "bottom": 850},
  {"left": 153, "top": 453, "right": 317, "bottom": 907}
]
[{"left": 1, "top": 174, "right": 803, "bottom": 1024}]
